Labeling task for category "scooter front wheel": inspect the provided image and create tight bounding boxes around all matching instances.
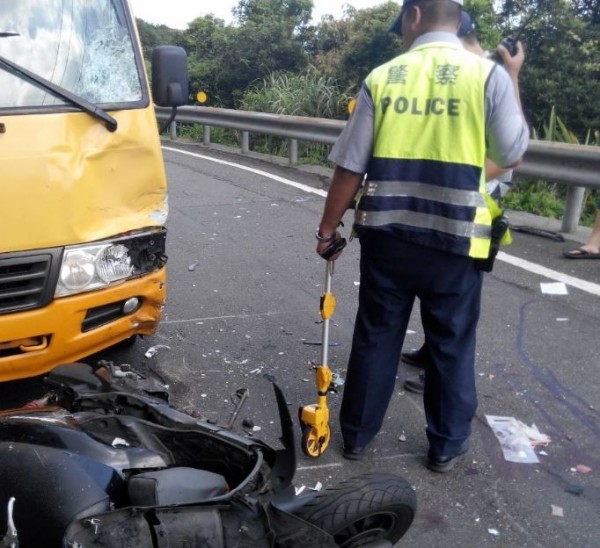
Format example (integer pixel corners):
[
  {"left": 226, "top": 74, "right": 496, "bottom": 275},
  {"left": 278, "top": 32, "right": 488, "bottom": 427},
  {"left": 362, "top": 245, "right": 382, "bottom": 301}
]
[
  {"left": 294, "top": 473, "right": 416, "bottom": 547},
  {"left": 300, "top": 423, "right": 331, "bottom": 458}
]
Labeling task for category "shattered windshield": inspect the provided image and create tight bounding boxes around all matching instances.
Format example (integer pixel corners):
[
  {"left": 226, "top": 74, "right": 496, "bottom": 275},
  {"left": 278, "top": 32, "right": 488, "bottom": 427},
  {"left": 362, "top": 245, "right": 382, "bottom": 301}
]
[{"left": 0, "top": 0, "right": 142, "bottom": 108}]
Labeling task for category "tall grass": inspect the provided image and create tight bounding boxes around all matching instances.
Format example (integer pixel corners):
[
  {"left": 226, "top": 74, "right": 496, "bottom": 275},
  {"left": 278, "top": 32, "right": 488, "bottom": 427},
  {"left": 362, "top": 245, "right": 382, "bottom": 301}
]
[{"left": 239, "top": 67, "right": 353, "bottom": 164}]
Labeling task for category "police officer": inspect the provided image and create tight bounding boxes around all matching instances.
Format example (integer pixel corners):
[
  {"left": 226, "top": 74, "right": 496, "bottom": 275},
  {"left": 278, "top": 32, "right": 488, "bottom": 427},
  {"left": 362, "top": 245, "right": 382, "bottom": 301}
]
[
  {"left": 402, "top": 10, "right": 526, "bottom": 394},
  {"left": 315, "top": 0, "right": 529, "bottom": 472}
]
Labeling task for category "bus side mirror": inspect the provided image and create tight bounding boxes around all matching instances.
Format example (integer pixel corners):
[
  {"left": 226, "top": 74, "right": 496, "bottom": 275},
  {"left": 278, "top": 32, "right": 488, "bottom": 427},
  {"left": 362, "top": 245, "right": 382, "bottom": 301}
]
[{"left": 151, "top": 46, "right": 189, "bottom": 107}]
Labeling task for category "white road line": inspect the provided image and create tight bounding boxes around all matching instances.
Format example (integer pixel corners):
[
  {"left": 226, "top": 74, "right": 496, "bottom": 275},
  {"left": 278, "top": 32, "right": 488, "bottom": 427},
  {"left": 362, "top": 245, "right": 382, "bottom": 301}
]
[
  {"left": 163, "top": 146, "right": 327, "bottom": 197},
  {"left": 162, "top": 311, "right": 283, "bottom": 325},
  {"left": 497, "top": 252, "right": 600, "bottom": 296},
  {"left": 297, "top": 462, "right": 343, "bottom": 471},
  {"left": 164, "top": 146, "right": 600, "bottom": 297}
]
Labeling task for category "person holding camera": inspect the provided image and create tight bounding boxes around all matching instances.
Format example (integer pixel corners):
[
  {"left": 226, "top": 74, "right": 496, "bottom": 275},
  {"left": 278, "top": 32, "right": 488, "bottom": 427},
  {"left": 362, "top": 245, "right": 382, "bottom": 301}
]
[
  {"left": 403, "top": 12, "right": 527, "bottom": 394},
  {"left": 315, "top": 0, "right": 529, "bottom": 472}
]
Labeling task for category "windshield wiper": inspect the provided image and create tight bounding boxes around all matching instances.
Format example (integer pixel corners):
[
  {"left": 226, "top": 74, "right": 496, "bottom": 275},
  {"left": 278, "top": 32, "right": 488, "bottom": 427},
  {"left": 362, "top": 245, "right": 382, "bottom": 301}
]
[
  {"left": 0, "top": 32, "right": 20, "bottom": 37},
  {"left": 0, "top": 54, "right": 117, "bottom": 132}
]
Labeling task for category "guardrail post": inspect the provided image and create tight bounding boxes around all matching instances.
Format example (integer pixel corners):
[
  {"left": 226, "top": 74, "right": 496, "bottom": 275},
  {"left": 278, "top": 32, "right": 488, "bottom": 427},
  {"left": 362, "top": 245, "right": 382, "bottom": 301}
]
[
  {"left": 561, "top": 186, "right": 586, "bottom": 233},
  {"left": 203, "top": 125, "right": 210, "bottom": 146},
  {"left": 169, "top": 120, "right": 177, "bottom": 140},
  {"left": 289, "top": 139, "right": 298, "bottom": 165},
  {"left": 241, "top": 131, "right": 250, "bottom": 154}
]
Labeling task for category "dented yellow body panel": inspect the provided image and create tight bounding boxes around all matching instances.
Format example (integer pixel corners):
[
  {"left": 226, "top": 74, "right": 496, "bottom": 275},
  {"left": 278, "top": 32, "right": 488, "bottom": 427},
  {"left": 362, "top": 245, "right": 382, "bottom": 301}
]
[{"left": 1, "top": 109, "right": 167, "bottom": 253}]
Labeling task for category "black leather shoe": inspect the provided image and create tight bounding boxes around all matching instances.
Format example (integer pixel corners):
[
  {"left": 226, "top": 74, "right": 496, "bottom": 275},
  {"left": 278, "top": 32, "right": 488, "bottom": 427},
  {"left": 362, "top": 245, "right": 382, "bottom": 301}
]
[
  {"left": 403, "top": 373, "right": 425, "bottom": 394},
  {"left": 342, "top": 444, "right": 366, "bottom": 461},
  {"left": 401, "top": 348, "right": 426, "bottom": 368},
  {"left": 427, "top": 441, "right": 469, "bottom": 473}
]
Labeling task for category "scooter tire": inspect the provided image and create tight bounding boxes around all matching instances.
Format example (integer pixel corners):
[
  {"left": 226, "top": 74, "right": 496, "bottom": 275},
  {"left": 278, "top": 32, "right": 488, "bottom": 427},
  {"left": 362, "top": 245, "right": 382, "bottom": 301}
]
[{"left": 294, "top": 472, "right": 416, "bottom": 547}]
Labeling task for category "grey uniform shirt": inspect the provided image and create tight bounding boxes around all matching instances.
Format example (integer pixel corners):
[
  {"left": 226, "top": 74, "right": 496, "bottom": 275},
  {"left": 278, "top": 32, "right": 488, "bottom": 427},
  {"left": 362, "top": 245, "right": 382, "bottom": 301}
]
[{"left": 329, "top": 32, "right": 529, "bottom": 175}]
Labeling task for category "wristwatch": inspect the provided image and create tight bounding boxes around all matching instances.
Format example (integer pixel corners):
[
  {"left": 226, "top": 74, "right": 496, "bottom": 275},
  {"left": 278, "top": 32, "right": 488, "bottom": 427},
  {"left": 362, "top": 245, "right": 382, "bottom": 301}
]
[{"left": 315, "top": 229, "right": 336, "bottom": 242}]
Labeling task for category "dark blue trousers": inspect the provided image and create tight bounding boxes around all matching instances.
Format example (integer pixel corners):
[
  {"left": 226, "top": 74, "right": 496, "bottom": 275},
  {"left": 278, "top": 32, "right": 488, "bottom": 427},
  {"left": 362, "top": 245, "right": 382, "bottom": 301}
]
[{"left": 340, "top": 232, "right": 483, "bottom": 457}]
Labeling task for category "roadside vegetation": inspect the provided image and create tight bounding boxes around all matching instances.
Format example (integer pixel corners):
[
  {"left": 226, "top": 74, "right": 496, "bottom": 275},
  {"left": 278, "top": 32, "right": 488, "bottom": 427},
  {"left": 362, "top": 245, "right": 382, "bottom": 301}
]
[{"left": 137, "top": 0, "right": 599, "bottom": 225}]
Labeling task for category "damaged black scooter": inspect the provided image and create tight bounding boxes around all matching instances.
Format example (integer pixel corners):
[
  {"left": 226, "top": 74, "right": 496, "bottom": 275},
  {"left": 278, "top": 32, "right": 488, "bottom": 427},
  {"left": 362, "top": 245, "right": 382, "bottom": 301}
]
[{"left": 0, "top": 362, "right": 416, "bottom": 547}]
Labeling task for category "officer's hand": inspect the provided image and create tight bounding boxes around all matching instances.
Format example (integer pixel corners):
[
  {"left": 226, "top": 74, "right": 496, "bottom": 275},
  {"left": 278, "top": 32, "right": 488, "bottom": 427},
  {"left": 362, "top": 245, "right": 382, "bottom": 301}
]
[
  {"left": 497, "top": 40, "right": 525, "bottom": 79},
  {"left": 316, "top": 234, "right": 345, "bottom": 261}
]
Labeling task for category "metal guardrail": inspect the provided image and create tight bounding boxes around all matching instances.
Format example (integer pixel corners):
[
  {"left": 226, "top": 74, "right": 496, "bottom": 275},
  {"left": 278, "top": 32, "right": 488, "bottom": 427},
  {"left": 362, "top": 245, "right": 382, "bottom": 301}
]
[{"left": 156, "top": 106, "right": 600, "bottom": 232}]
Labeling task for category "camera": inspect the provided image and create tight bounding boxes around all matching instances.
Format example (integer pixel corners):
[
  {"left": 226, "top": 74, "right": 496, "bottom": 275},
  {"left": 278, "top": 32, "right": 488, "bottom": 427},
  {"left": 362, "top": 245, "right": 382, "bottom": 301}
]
[{"left": 491, "top": 36, "right": 519, "bottom": 64}]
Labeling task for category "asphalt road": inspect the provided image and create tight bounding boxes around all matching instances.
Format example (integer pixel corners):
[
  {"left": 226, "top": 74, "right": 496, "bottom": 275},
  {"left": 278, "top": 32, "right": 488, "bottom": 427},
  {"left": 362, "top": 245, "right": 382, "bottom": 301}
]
[{"left": 3, "top": 143, "right": 599, "bottom": 547}]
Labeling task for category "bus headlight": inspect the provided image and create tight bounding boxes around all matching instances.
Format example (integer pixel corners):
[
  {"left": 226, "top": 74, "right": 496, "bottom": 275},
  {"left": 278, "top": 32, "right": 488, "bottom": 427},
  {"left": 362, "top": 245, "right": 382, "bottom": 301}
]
[
  {"left": 55, "top": 229, "right": 167, "bottom": 297},
  {"left": 96, "top": 244, "right": 133, "bottom": 283},
  {"left": 59, "top": 250, "right": 96, "bottom": 291}
]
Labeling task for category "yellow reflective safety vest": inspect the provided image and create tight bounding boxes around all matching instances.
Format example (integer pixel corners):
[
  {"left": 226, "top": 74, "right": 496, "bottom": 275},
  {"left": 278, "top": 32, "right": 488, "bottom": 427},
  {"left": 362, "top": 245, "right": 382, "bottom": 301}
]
[{"left": 355, "top": 41, "right": 497, "bottom": 258}]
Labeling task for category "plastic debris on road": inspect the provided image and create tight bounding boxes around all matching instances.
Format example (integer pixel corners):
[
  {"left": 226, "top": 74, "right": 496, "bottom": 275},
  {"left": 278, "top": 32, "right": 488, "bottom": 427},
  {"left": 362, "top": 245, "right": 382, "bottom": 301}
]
[
  {"left": 540, "top": 282, "right": 568, "bottom": 295},
  {"left": 551, "top": 505, "right": 564, "bottom": 517},
  {"left": 486, "top": 415, "right": 550, "bottom": 463},
  {"left": 332, "top": 372, "right": 345, "bottom": 388},
  {"left": 112, "top": 437, "right": 130, "bottom": 447},
  {"left": 144, "top": 345, "right": 171, "bottom": 358},
  {"left": 188, "top": 261, "right": 199, "bottom": 271}
]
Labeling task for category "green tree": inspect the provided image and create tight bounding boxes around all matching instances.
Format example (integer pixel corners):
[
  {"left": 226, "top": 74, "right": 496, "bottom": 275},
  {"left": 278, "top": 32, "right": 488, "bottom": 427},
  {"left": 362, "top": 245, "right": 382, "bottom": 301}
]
[
  {"left": 462, "top": 0, "right": 503, "bottom": 48},
  {"left": 571, "top": 0, "right": 600, "bottom": 24},
  {"left": 497, "top": 0, "right": 600, "bottom": 137},
  {"left": 183, "top": 16, "right": 228, "bottom": 105},
  {"left": 135, "top": 19, "right": 184, "bottom": 60},
  {"left": 307, "top": 2, "right": 402, "bottom": 93},
  {"left": 234, "top": 0, "right": 313, "bottom": 28},
  {"left": 207, "top": 0, "right": 313, "bottom": 107}
]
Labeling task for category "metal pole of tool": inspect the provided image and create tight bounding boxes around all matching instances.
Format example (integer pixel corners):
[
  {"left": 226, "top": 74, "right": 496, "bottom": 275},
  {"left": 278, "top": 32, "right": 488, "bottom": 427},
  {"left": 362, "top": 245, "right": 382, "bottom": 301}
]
[{"left": 321, "top": 261, "right": 334, "bottom": 367}]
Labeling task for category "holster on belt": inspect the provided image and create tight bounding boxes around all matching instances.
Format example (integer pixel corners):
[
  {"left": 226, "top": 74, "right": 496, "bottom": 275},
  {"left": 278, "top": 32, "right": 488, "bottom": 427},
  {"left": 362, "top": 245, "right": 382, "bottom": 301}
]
[{"left": 475, "top": 193, "right": 512, "bottom": 273}]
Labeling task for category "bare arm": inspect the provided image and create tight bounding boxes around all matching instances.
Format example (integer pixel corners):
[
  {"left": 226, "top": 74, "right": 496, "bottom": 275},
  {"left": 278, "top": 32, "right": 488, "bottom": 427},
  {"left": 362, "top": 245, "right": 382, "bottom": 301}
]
[
  {"left": 486, "top": 40, "right": 529, "bottom": 170},
  {"left": 316, "top": 166, "right": 364, "bottom": 258},
  {"left": 485, "top": 159, "right": 510, "bottom": 181}
]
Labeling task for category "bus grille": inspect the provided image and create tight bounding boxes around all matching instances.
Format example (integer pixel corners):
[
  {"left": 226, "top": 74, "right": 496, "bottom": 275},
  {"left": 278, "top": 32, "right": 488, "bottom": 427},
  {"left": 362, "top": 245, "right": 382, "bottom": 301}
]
[{"left": 0, "top": 250, "right": 61, "bottom": 314}]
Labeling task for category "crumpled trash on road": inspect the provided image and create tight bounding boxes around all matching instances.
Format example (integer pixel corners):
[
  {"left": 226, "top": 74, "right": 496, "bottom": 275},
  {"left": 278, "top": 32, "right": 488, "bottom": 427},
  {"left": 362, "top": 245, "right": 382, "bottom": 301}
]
[
  {"left": 144, "top": 345, "right": 171, "bottom": 358},
  {"left": 486, "top": 415, "right": 550, "bottom": 463},
  {"left": 331, "top": 372, "right": 345, "bottom": 388}
]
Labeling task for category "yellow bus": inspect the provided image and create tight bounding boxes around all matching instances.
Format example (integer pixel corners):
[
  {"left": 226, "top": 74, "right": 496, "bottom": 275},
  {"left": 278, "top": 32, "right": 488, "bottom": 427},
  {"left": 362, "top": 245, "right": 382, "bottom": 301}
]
[{"left": 0, "top": 0, "right": 187, "bottom": 381}]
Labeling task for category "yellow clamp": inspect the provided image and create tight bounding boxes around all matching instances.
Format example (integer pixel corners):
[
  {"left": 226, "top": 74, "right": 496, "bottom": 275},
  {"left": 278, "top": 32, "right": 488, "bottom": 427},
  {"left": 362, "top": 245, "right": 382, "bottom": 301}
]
[{"left": 320, "top": 292, "right": 336, "bottom": 320}]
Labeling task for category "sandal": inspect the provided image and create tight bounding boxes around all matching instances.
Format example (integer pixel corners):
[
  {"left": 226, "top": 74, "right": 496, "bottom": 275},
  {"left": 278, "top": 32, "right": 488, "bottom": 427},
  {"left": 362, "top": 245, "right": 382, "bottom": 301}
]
[{"left": 563, "top": 247, "right": 600, "bottom": 259}]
